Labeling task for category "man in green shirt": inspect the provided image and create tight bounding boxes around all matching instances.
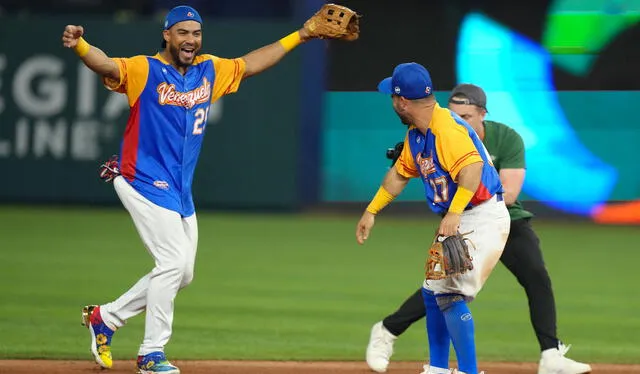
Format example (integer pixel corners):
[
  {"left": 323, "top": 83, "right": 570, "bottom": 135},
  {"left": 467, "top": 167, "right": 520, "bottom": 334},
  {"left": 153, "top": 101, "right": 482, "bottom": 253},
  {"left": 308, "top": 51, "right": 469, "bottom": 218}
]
[{"left": 366, "top": 84, "right": 591, "bottom": 374}]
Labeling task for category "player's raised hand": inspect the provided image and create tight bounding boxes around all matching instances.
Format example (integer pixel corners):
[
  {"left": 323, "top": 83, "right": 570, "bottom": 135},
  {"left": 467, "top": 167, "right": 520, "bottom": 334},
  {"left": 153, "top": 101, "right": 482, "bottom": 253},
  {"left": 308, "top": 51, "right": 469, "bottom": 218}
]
[
  {"left": 356, "top": 211, "right": 375, "bottom": 245},
  {"left": 62, "top": 25, "right": 84, "bottom": 48}
]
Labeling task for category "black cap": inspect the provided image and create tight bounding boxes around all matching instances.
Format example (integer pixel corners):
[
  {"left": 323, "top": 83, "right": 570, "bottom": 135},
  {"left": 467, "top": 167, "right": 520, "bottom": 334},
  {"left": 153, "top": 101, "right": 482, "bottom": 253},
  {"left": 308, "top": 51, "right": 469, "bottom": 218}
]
[{"left": 448, "top": 84, "right": 487, "bottom": 110}]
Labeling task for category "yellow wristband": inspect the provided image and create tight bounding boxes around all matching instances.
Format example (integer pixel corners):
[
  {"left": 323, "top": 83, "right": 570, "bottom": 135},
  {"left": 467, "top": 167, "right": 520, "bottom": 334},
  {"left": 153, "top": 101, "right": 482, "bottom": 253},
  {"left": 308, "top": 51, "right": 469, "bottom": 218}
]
[
  {"left": 74, "top": 37, "right": 91, "bottom": 57},
  {"left": 279, "top": 31, "right": 302, "bottom": 52},
  {"left": 366, "top": 186, "right": 395, "bottom": 215},
  {"left": 448, "top": 186, "right": 475, "bottom": 214}
]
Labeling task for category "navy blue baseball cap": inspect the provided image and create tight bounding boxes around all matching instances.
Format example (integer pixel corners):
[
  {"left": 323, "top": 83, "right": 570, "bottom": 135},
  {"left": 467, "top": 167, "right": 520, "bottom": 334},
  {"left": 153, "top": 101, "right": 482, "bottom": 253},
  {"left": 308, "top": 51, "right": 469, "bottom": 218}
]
[
  {"left": 377, "top": 62, "right": 434, "bottom": 100},
  {"left": 163, "top": 5, "right": 203, "bottom": 30}
]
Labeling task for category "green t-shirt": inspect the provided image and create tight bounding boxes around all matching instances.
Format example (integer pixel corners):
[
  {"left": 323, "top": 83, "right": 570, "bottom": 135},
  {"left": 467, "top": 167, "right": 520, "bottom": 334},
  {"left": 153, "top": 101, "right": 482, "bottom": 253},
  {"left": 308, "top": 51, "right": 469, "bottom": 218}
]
[{"left": 482, "top": 120, "right": 534, "bottom": 221}]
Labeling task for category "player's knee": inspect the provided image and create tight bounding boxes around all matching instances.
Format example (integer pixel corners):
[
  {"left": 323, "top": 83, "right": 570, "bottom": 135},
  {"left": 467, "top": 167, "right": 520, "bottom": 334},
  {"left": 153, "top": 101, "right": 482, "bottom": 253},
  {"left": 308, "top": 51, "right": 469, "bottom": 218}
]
[
  {"left": 179, "top": 253, "right": 198, "bottom": 288},
  {"left": 180, "top": 266, "right": 194, "bottom": 288},
  {"left": 154, "top": 255, "right": 188, "bottom": 279},
  {"left": 435, "top": 293, "right": 469, "bottom": 312}
]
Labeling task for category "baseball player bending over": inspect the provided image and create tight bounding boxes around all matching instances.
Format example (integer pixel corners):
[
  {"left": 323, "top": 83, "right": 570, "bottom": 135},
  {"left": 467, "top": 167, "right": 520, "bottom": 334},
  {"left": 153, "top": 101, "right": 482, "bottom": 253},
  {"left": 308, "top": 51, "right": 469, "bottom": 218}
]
[
  {"left": 356, "top": 63, "right": 510, "bottom": 374},
  {"left": 365, "top": 85, "right": 591, "bottom": 374}
]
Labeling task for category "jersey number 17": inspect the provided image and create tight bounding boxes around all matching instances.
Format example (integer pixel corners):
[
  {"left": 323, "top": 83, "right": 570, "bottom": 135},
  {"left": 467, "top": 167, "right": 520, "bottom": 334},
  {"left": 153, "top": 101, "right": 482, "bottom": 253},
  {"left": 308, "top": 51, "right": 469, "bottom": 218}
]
[{"left": 429, "top": 176, "right": 450, "bottom": 203}]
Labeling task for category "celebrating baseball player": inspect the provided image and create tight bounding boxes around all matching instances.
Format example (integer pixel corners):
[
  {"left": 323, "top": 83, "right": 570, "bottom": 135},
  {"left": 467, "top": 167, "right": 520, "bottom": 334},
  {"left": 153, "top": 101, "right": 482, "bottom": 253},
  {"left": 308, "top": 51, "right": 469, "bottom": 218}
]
[
  {"left": 62, "top": 4, "right": 359, "bottom": 374},
  {"left": 365, "top": 84, "right": 592, "bottom": 374},
  {"left": 355, "top": 63, "right": 510, "bottom": 374}
]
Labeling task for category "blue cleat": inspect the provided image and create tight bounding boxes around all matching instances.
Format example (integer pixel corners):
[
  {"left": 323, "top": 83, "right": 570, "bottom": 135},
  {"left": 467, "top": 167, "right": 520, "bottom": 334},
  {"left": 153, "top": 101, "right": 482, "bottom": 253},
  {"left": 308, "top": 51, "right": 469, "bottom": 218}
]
[{"left": 136, "top": 351, "right": 180, "bottom": 374}]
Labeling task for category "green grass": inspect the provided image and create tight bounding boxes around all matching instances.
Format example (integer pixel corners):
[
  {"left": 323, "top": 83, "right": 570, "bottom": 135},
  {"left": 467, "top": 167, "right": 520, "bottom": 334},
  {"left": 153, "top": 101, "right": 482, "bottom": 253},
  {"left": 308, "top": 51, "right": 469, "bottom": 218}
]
[{"left": 0, "top": 206, "right": 638, "bottom": 363}]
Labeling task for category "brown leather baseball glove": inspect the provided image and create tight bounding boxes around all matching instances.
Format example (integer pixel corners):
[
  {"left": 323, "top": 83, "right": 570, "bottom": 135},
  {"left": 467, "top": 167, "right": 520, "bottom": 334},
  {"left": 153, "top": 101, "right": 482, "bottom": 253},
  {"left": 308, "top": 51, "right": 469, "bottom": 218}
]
[
  {"left": 426, "top": 233, "right": 475, "bottom": 280},
  {"left": 303, "top": 3, "right": 360, "bottom": 41}
]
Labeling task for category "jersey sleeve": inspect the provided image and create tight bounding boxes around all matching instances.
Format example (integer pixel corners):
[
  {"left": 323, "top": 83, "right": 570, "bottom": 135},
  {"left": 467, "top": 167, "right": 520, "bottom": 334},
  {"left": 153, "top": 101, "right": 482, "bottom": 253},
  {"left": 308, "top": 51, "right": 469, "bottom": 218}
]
[
  {"left": 499, "top": 128, "right": 526, "bottom": 169},
  {"left": 102, "top": 56, "right": 149, "bottom": 107},
  {"left": 396, "top": 135, "right": 420, "bottom": 178},
  {"left": 208, "top": 55, "right": 246, "bottom": 102},
  {"left": 436, "top": 123, "right": 483, "bottom": 180}
]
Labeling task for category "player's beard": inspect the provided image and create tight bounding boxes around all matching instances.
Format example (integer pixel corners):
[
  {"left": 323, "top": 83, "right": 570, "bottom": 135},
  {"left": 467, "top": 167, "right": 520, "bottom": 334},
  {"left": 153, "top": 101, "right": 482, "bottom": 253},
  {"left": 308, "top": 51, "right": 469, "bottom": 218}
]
[
  {"left": 394, "top": 108, "right": 412, "bottom": 127},
  {"left": 169, "top": 43, "right": 200, "bottom": 67}
]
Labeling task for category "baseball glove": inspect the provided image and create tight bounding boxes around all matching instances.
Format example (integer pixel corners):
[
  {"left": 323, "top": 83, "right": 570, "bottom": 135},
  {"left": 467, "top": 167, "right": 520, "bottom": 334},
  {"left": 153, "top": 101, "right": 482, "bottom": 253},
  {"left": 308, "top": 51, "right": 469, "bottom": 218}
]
[
  {"left": 304, "top": 3, "right": 360, "bottom": 41},
  {"left": 98, "top": 154, "right": 120, "bottom": 183},
  {"left": 426, "top": 233, "right": 475, "bottom": 280}
]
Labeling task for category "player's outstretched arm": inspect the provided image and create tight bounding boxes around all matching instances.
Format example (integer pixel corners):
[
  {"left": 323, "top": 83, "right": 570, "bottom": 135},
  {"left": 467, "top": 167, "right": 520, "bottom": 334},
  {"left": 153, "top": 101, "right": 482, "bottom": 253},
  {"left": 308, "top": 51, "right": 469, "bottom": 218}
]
[
  {"left": 241, "top": 28, "right": 312, "bottom": 78},
  {"left": 62, "top": 25, "right": 119, "bottom": 81},
  {"left": 241, "top": 3, "right": 359, "bottom": 78}
]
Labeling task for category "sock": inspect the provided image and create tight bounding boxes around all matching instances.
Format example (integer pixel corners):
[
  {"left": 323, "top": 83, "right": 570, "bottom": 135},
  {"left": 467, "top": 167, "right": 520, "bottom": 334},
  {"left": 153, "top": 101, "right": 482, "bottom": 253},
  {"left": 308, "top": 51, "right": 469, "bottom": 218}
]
[
  {"left": 422, "top": 288, "right": 450, "bottom": 369},
  {"left": 442, "top": 298, "right": 477, "bottom": 374}
]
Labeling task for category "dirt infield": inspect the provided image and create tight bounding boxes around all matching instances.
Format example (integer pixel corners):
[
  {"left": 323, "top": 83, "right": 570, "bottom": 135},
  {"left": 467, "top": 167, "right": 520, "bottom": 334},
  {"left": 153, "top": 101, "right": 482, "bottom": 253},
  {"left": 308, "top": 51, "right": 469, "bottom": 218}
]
[{"left": 1, "top": 360, "right": 639, "bottom": 374}]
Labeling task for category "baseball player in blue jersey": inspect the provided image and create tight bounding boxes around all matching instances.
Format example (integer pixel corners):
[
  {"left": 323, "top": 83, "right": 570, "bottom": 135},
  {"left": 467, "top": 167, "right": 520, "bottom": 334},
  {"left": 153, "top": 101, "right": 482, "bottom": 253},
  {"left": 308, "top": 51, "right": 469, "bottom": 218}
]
[
  {"left": 61, "top": 4, "right": 359, "bottom": 373},
  {"left": 366, "top": 84, "right": 592, "bottom": 374},
  {"left": 356, "top": 63, "right": 510, "bottom": 374}
]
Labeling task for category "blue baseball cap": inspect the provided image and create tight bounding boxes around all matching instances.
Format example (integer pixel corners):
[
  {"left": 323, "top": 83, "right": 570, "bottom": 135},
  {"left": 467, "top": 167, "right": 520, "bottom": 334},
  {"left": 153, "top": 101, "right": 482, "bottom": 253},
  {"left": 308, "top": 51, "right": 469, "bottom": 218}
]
[
  {"left": 163, "top": 5, "right": 203, "bottom": 30},
  {"left": 377, "top": 62, "right": 434, "bottom": 100}
]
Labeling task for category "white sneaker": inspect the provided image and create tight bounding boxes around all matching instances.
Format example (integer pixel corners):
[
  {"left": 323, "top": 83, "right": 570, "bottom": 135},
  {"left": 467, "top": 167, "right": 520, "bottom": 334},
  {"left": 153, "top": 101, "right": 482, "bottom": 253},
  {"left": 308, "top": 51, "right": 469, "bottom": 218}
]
[
  {"left": 538, "top": 343, "right": 592, "bottom": 374},
  {"left": 366, "top": 322, "right": 397, "bottom": 373},
  {"left": 420, "top": 365, "right": 451, "bottom": 374}
]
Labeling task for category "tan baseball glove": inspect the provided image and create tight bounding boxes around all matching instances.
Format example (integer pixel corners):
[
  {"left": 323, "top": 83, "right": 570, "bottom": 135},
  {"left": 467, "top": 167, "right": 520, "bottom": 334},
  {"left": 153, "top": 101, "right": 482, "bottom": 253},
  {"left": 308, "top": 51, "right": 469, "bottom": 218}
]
[{"left": 304, "top": 3, "right": 360, "bottom": 41}]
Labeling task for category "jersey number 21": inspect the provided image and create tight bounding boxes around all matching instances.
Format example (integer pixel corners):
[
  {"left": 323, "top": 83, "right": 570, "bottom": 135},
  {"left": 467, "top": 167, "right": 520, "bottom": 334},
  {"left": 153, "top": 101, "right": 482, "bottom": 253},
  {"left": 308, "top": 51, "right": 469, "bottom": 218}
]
[{"left": 193, "top": 107, "right": 210, "bottom": 135}]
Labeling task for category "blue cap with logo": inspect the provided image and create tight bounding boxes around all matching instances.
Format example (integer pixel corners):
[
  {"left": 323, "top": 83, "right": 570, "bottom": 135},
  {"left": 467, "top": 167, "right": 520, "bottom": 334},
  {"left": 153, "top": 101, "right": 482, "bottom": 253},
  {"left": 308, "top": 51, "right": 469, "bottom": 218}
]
[
  {"left": 164, "top": 5, "right": 203, "bottom": 30},
  {"left": 377, "top": 62, "right": 434, "bottom": 100}
]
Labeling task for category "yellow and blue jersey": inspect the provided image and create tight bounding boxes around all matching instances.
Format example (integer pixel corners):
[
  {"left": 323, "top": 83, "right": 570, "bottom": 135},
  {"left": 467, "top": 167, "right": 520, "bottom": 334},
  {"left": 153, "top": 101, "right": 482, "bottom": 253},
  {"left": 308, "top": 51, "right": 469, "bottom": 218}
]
[
  {"left": 396, "top": 103, "right": 503, "bottom": 214},
  {"left": 103, "top": 53, "right": 244, "bottom": 217}
]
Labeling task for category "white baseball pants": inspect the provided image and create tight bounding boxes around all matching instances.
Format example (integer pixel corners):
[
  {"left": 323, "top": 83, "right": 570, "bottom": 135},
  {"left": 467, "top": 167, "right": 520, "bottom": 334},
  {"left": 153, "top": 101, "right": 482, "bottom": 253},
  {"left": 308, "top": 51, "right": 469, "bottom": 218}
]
[
  {"left": 100, "top": 176, "right": 198, "bottom": 355},
  {"left": 424, "top": 194, "right": 510, "bottom": 299}
]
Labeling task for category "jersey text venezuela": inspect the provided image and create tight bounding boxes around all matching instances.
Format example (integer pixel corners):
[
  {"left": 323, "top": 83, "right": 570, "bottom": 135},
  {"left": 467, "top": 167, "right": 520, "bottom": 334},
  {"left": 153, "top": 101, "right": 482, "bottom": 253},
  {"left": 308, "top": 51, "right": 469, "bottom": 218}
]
[{"left": 104, "top": 53, "right": 245, "bottom": 217}]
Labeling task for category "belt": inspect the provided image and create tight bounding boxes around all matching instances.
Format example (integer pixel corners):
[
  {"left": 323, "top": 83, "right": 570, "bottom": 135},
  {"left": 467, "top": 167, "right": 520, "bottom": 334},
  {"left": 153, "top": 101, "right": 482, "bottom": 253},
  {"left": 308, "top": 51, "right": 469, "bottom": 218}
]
[
  {"left": 463, "top": 193, "right": 503, "bottom": 211},
  {"left": 440, "top": 193, "right": 503, "bottom": 217}
]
